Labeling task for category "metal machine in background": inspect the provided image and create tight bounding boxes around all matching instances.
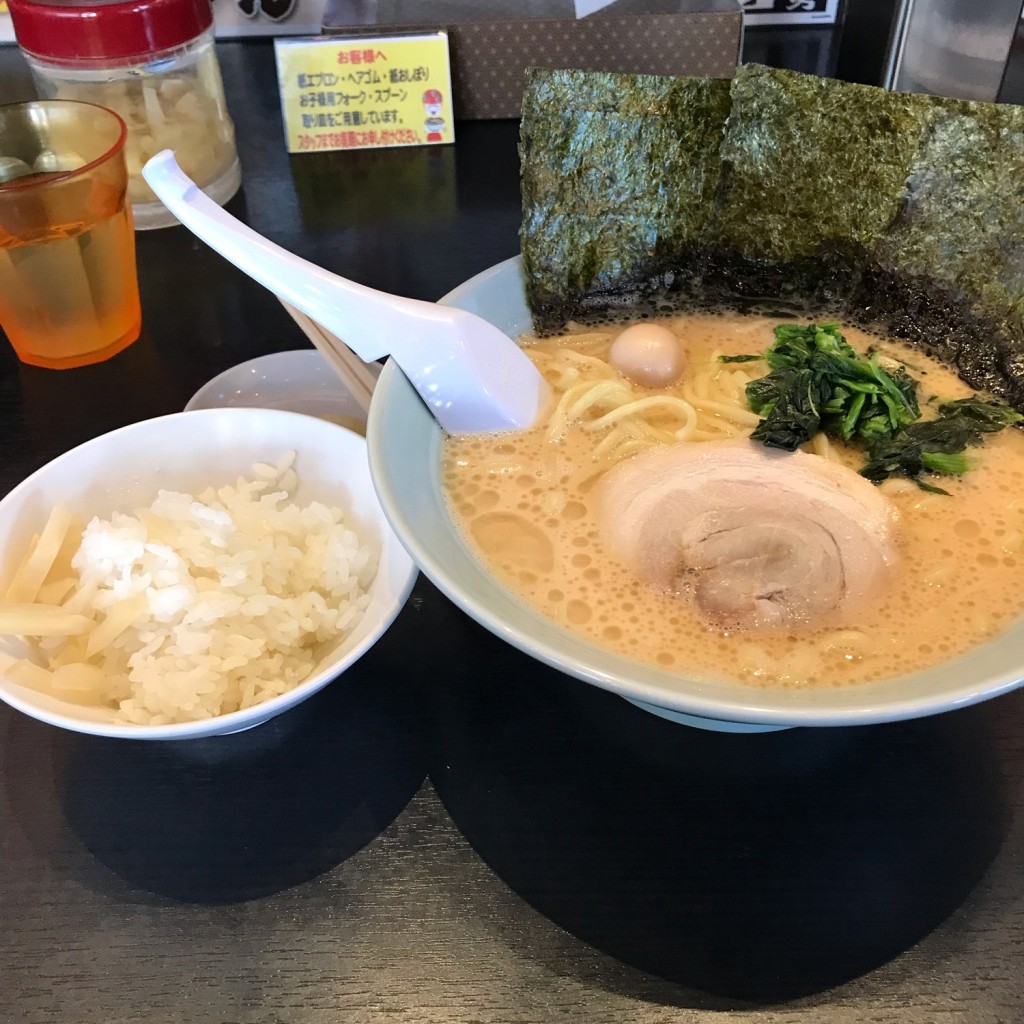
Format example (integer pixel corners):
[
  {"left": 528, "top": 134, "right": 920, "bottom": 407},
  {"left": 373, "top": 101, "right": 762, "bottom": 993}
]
[
  {"left": 884, "top": 0, "right": 1024, "bottom": 102},
  {"left": 780, "top": 0, "right": 1024, "bottom": 104}
]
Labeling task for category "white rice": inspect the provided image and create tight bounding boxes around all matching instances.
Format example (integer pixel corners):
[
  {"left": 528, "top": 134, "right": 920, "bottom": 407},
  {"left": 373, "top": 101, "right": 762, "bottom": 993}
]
[{"left": 45, "top": 453, "right": 376, "bottom": 725}]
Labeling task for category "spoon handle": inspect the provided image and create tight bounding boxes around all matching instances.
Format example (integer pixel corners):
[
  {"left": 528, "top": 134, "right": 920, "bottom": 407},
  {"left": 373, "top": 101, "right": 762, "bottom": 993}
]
[
  {"left": 143, "top": 151, "right": 548, "bottom": 433},
  {"left": 143, "top": 150, "right": 420, "bottom": 361}
]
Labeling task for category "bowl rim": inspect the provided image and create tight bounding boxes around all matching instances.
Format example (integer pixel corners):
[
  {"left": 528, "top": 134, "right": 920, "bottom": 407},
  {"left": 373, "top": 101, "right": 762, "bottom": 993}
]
[
  {"left": 367, "top": 255, "right": 1024, "bottom": 728},
  {"left": 0, "top": 407, "right": 417, "bottom": 740},
  {"left": 184, "top": 349, "right": 381, "bottom": 417}
]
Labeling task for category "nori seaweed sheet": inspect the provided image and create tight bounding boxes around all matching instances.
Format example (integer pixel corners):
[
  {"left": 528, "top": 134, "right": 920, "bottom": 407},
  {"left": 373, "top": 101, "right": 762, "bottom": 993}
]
[
  {"left": 519, "top": 68, "right": 731, "bottom": 334},
  {"left": 704, "top": 65, "right": 936, "bottom": 308},
  {"left": 849, "top": 98, "right": 1024, "bottom": 410},
  {"left": 519, "top": 64, "right": 1024, "bottom": 413}
]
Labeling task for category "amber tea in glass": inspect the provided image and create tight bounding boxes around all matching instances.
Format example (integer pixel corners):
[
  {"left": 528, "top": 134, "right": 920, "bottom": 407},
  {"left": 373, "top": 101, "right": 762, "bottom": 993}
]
[{"left": 0, "top": 100, "right": 141, "bottom": 369}]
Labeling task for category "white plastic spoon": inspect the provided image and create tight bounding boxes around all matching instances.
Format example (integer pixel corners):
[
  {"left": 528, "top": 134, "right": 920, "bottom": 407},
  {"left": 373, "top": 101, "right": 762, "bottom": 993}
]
[{"left": 142, "top": 150, "right": 548, "bottom": 434}]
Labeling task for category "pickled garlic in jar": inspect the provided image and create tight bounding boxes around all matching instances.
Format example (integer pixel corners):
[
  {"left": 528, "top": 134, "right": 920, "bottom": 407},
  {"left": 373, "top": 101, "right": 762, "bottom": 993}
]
[{"left": 54, "top": 65, "right": 237, "bottom": 208}]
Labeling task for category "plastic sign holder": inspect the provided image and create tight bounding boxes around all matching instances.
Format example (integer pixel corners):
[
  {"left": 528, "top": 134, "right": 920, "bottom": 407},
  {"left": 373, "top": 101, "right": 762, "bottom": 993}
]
[{"left": 274, "top": 31, "right": 454, "bottom": 152}]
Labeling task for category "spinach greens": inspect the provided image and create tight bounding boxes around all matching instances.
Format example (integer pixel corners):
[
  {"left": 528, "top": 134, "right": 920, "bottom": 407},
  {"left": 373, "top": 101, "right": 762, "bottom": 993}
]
[
  {"left": 718, "top": 353, "right": 763, "bottom": 363},
  {"left": 861, "top": 397, "right": 1024, "bottom": 493},
  {"left": 732, "top": 323, "right": 919, "bottom": 450},
  {"left": 726, "top": 324, "right": 1022, "bottom": 491}
]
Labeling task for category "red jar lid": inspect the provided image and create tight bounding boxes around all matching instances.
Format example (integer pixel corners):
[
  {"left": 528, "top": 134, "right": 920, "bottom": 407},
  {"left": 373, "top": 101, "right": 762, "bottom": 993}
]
[{"left": 8, "top": 0, "right": 214, "bottom": 63}]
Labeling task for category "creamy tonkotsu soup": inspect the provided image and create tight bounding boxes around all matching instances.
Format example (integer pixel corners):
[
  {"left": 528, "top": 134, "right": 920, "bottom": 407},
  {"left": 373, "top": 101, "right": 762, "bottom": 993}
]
[{"left": 442, "top": 313, "right": 1024, "bottom": 689}]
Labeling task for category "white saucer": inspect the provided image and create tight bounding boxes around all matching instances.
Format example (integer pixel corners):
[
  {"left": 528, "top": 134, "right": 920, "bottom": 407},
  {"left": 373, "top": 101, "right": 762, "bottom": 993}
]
[{"left": 186, "top": 350, "right": 380, "bottom": 434}]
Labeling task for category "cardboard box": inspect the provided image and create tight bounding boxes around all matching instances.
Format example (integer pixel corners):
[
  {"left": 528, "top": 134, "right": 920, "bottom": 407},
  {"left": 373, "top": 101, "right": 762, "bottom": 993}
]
[{"left": 322, "top": 0, "right": 743, "bottom": 119}]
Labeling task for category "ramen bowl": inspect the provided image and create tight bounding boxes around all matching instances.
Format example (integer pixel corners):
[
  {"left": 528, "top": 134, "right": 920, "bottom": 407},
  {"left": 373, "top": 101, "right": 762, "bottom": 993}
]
[{"left": 367, "top": 256, "right": 1024, "bottom": 731}]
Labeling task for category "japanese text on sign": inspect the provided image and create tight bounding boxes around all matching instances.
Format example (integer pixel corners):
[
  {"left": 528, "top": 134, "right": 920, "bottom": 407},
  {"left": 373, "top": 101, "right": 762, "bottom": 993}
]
[
  {"left": 740, "top": 0, "right": 839, "bottom": 25},
  {"left": 274, "top": 33, "right": 454, "bottom": 153}
]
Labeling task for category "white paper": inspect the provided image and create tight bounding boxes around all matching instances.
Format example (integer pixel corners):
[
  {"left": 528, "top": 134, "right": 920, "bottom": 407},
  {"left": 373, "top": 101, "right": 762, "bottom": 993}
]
[{"left": 574, "top": 0, "right": 619, "bottom": 18}]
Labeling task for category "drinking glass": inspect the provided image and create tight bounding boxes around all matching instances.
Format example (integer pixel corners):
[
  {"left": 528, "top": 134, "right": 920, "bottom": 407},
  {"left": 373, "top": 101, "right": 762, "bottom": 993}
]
[{"left": 0, "top": 100, "right": 142, "bottom": 369}]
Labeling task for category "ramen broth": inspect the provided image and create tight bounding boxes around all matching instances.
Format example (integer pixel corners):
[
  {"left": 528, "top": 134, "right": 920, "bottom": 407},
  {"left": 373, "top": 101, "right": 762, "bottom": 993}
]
[{"left": 442, "top": 313, "right": 1024, "bottom": 689}]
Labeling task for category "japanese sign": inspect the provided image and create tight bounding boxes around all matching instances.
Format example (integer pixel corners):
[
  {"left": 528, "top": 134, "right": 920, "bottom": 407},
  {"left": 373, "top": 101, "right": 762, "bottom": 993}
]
[
  {"left": 274, "top": 33, "right": 455, "bottom": 153},
  {"left": 741, "top": 0, "right": 839, "bottom": 25}
]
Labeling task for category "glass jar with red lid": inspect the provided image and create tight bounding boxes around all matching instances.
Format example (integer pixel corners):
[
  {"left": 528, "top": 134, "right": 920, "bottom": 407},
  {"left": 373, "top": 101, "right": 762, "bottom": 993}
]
[{"left": 8, "top": 0, "right": 241, "bottom": 230}]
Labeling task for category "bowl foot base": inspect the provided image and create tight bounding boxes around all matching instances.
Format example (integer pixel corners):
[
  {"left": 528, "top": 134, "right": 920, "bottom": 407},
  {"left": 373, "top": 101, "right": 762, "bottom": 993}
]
[{"left": 624, "top": 697, "right": 793, "bottom": 733}]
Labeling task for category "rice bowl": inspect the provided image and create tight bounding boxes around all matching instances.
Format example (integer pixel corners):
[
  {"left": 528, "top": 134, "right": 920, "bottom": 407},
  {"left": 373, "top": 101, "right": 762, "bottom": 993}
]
[{"left": 0, "top": 408, "right": 417, "bottom": 740}]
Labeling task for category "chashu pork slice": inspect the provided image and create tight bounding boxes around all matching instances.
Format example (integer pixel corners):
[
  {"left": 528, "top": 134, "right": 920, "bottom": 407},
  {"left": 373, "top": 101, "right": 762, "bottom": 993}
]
[{"left": 596, "top": 439, "right": 900, "bottom": 632}]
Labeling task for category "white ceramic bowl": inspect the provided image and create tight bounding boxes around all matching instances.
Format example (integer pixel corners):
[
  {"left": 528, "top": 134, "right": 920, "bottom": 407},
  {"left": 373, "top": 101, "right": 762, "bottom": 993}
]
[
  {"left": 185, "top": 349, "right": 380, "bottom": 433},
  {"left": 0, "top": 407, "right": 417, "bottom": 740},
  {"left": 367, "top": 256, "right": 1024, "bottom": 731}
]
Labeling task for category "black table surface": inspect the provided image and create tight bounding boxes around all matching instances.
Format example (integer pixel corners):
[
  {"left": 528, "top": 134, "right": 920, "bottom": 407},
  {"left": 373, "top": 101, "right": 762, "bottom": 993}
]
[{"left": 1, "top": 39, "right": 1022, "bottom": 1024}]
